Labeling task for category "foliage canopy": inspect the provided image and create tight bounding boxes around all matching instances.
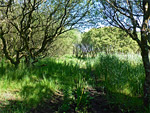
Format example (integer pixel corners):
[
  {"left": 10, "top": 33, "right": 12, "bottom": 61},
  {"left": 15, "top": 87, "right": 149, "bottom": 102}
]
[{"left": 82, "top": 27, "right": 139, "bottom": 54}]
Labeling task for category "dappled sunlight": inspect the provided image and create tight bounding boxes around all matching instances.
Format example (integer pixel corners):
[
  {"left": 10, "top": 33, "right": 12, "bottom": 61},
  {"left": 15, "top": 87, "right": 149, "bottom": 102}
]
[
  {"left": 0, "top": 57, "right": 92, "bottom": 112},
  {"left": 0, "top": 53, "right": 146, "bottom": 112},
  {"left": 20, "top": 82, "right": 54, "bottom": 108},
  {"left": 94, "top": 53, "right": 144, "bottom": 96},
  {"left": 0, "top": 90, "right": 23, "bottom": 112}
]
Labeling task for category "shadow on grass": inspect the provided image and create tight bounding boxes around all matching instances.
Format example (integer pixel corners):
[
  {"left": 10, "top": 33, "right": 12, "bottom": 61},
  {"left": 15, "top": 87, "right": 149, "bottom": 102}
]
[
  {"left": 104, "top": 91, "right": 144, "bottom": 113},
  {"left": 0, "top": 58, "right": 91, "bottom": 112},
  {"left": 93, "top": 54, "right": 145, "bottom": 112},
  {"left": 0, "top": 55, "right": 146, "bottom": 112},
  {"left": 0, "top": 82, "right": 56, "bottom": 113},
  {"left": 94, "top": 54, "right": 145, "bottom": 95},
  {"left": 0, "top": 100, "right": 26, "bottom": 113}
]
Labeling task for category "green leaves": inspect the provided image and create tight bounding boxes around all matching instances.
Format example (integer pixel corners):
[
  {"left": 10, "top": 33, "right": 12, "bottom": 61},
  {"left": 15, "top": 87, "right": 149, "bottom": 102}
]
[
  {"left": 82, "top": 27, "right": 139, "bottom": 53},
  {"left": 0, "top": 0, "right": 92, "bottom": 66}
]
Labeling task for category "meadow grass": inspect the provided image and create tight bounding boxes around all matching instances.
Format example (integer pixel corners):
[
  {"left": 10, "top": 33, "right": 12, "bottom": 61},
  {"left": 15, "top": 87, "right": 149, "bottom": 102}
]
[
  {"left": 93, "top": 53, "right": 145, "bottom": 112},
  {"left": 0, "top": 57, "right": 92, "bottom": 112},
  {"left": 0, "top": 53, "right": 146, "bottom": 112}
]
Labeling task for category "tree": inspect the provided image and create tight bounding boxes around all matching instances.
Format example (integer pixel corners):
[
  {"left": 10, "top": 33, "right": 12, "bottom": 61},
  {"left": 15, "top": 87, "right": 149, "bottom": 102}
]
[
  {"left": 82, "top": 27, "right": 139, "bottom": 54},
  {"left": 97, "top": 0, "right": 150, "bottom": 108},
  {"left": 0, "top": 0, "right": 91, "bottom": 67},
  {"left": 48, "top": 29, "right": 82, "bottom": 56}
]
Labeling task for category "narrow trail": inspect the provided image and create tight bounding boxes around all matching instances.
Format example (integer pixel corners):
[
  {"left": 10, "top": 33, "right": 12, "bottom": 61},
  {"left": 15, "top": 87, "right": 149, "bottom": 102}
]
[
  {"left": 29, "top": 66, "right": 116, "bottom": 113},
  {"left": 28, "top": 60, "right": 117, "bottom": 113},
  {"left": 88, "top": 87, "right": 111, "bottom": 113},
  {"left": 29, "top": 87, "right": 115, "bottom": 113},
  {"left": 28, "top": 79, "right": 118, "bottom": 113}
]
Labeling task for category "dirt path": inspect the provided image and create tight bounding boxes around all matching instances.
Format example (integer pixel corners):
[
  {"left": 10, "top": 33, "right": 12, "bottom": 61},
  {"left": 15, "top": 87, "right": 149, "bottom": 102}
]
[
  {"left": 87, "top": 87, "right": 111, "bottom": 113},
  {"left": 28, "top": 87, "right": 117, "bottom": 113}
]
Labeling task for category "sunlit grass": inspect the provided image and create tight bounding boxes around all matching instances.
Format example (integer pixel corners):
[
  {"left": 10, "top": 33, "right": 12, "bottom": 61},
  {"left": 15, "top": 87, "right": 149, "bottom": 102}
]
[
  {"left": 0, "top": 53, "right": 146, "bottom": 112},
  {"left": 93, "top": 53, "right": 145, "bottom": 112},
  {"left": 0, "top": 57, "right": 91, "bottom": 112}
]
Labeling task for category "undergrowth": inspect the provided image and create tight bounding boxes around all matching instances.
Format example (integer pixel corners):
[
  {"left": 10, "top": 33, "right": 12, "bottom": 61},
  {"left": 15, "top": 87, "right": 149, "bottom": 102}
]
[
  {"left": 0, "top": 53, "right": 146, "bottom": 112},
  {"left": 93, "top": 53, "right": 145, "bottom": 112}
]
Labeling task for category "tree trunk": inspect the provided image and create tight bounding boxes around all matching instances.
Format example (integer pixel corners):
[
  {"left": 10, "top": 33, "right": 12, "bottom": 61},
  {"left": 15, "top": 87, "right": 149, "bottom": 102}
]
[
  {"left": 142, "top": 0, "right": 150, "bottom": 108},
  {"left": 25, "top": 56, "right": 32, "bottom": 67},
  {"left": 141, "top": 47, "right": 150, "bottom": 108}
]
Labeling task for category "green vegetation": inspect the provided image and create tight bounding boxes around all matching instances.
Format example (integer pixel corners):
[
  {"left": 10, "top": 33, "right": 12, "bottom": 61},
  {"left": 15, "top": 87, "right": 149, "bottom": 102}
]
[
  {"left": 1, "top": 0, "right": 150, "bottom": 110},
  {"left": 94, "top": 53, "right": 144, "bottom": 112},
  {"left": 0, "top": 25, "right": 147, "bottom": 112},
  {"left": 0, "top": 53, "right": 146, "bottom": 112},
  {"left": 48, "top": 29, "right": 82, "bottom": 57},
  {"left": 82, "top": 27, "right": 140, "bottom": 54},
  {"left": 98, "top": 1, "right": 150, "bottom": 108},
  {"left": 0, "top": 0, "right": 90, "bottom": 67},
  {"left": 1, "top": 0, "right": 149, "bottom": 111}
]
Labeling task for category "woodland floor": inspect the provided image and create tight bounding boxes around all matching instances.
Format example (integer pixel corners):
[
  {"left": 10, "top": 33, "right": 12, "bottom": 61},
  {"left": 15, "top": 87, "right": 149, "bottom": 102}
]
[
  {"left": 0, "top": 55, "right": 144, "bottom": 113},
  {"left": 28, "top": 87, "right": 120, "bottom": 113}
]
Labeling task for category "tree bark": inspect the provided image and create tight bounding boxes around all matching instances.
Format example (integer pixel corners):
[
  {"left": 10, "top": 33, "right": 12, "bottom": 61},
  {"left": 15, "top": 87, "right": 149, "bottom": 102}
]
[
  {"left": 141, "top": 45, "right": 150, "bottom": 108},
  {"left": 141, "top": 0, "right": 150, "bottom": 108}
]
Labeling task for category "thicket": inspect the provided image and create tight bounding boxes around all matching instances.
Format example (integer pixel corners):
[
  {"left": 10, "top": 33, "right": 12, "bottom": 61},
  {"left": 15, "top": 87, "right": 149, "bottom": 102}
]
[
  {"left": 48, "top": 29, "right": 82, "bottom": 57},
  {"left": 82, "top": 27, "right": 140, "bottom": 54},
  {"left": 0, "top": 0, "right": 90, "bottom": 67},
  {"left": 0, "top": 54, "right": 146, "bottom": 112},
  {"left": 38, "top": 27, "right": 141, "bottom": 57}
]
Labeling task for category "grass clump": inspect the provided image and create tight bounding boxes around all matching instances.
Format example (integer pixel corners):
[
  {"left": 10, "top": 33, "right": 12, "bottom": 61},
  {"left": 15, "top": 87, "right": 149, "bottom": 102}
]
[
  {"left": 0, "top": 57, "right": 92, "bottom": 112},
  {"left": 0, "top": 53, "right": 147, "bottom": 112},
  {"left": 93, "top": 53, "right": 145, "bottom": 112}
]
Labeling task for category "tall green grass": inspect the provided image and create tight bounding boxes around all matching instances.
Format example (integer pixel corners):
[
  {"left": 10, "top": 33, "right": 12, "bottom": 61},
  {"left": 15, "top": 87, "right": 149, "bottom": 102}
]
[
  {"left": 0, "top": 53, "right": 146, "bottom": 112},
  {"left": 93, "top": 53, "right": 145, "bottom": 112},
  {"left": 0, "top": 57, "right": 91, "bottom": 112}
]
